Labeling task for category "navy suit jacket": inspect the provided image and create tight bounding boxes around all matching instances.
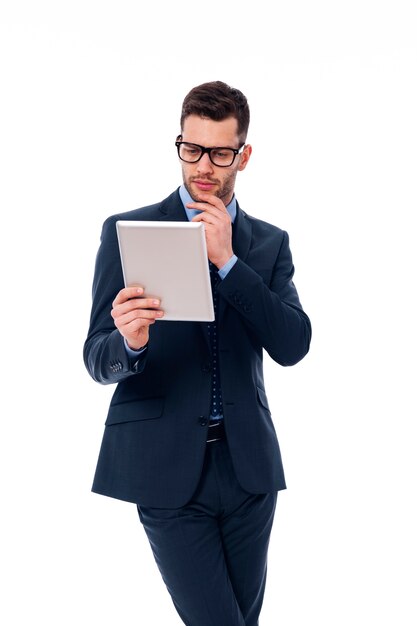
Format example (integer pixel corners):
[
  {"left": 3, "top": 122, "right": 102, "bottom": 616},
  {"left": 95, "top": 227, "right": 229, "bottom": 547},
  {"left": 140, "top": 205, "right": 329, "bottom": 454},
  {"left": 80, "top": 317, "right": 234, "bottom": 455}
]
[{"left": 84, "top": 189, "right": 311, "bottom": 508}]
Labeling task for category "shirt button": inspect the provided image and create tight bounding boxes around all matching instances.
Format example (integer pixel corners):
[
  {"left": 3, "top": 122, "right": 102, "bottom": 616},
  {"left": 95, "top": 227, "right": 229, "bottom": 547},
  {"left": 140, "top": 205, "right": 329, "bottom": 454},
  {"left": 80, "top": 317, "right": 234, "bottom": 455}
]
[{"left": 198, "top": 417, "right": 208, "bottom": 426}]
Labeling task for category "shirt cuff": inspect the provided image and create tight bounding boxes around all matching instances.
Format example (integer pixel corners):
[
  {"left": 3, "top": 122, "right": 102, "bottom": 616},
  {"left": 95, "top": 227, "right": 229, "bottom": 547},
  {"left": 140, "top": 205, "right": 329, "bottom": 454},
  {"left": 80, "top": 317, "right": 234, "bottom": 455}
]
[
  {"left": 218, "top": 254, "right": 238, "bottom": 280},
  {"left": 124, "top": 338, "right": 148, "bottom": 357}
]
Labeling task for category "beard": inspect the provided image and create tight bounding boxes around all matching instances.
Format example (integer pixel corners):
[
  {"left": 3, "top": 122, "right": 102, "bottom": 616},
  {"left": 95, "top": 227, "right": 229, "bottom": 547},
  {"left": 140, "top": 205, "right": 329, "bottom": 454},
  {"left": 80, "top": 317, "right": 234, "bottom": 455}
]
[{"left": 183, "top": 168, "right": 238, "bottom": 205}]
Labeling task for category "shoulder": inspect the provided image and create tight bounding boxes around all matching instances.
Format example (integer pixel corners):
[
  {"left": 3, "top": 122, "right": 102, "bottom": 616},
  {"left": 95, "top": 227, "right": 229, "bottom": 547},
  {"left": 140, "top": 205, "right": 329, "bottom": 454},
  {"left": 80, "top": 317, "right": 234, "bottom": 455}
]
[
  {"left": 102, "top": 189, "right": 181, "bottom": 232},
  {"left": 108, "top": 201, "right": 163, "bottom": 223},
  {"left": 238, "top": 205, "right": 288, "bottom": 242}
]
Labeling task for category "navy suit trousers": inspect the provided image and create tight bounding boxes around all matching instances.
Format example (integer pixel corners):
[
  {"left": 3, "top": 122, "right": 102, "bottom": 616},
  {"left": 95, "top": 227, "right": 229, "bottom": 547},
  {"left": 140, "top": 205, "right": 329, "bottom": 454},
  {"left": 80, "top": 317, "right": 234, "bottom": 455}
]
[{"left": 137, "top": 438, "right": 277, "bottom": 626}]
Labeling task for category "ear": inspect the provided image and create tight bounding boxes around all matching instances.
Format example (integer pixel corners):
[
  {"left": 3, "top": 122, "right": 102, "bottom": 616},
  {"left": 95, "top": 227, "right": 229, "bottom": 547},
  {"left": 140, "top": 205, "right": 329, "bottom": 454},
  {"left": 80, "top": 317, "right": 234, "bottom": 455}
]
[{"left": 238, "top": 144, "right": 252, "bottom": 171}]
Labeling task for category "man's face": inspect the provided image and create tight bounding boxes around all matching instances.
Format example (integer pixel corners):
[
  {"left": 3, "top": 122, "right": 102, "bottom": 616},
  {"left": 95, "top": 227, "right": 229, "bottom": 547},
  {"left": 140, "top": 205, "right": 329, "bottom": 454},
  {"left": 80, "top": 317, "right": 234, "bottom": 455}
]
[{"left": 179, "top": 115, "right": 251, "bottom": 206}]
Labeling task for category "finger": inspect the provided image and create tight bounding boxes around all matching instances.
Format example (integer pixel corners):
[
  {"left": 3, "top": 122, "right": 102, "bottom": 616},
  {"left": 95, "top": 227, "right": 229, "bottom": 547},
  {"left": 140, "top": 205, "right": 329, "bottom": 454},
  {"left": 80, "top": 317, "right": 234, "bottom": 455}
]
[
  {"left": 191, "top": 192, "right": 227, "bottom": 211},
  {"left": 112, "top": 298, "right": 163, "bottom": 319},
  {"left": 186, "top": 194, "right": 228, "bottom": 214},
  {"left": 191, "top": 205, "right": 228, "bottom": 221},
  {"left": 114, "top": 307, "right": 164, "bottom": 328},
  {"left": 191, "top": 211, "right": 226, "bottom": 227},
  {"left": 187, "top": 202, "right": 227, "bottom": 217},
  {"left": 191, "top": 212, "right": 208, "bottom": 223},
  {"left": 112, "top": 286, "right": 144, "bottom": 307},
  {"left": 118, "top": 317, "right": 157, "bottom": 335}
]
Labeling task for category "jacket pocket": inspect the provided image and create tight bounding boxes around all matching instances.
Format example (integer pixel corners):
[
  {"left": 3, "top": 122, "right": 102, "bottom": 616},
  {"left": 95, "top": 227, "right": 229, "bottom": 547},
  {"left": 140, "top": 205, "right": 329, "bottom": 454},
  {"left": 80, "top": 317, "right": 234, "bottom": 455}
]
[
  {"left": 105, "top": 397, "right": 164, "bottom": 426},
  {"left": 256, "top": 386, "right": 271, "bottom": 413}
]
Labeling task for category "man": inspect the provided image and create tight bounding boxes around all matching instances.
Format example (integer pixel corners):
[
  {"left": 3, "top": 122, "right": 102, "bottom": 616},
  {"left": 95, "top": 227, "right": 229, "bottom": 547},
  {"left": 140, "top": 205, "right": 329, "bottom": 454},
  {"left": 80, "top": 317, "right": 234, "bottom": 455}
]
[{"left": 84, "top": 81, "right": 311, "bottom": 626}]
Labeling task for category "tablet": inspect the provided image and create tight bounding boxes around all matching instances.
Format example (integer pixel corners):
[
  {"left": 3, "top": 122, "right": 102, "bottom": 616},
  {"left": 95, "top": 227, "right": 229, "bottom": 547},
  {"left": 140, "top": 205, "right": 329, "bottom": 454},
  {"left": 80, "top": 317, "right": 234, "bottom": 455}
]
[{"left": 116, "top": 220, "right": 215, "bottom": 322}]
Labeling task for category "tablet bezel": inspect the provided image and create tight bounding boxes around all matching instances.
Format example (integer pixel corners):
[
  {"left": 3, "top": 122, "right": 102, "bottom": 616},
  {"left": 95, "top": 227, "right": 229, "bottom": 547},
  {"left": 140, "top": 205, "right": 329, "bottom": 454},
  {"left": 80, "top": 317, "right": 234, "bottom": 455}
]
[{"left": 116, "top": 220, "right": 215, "bottom": 322}]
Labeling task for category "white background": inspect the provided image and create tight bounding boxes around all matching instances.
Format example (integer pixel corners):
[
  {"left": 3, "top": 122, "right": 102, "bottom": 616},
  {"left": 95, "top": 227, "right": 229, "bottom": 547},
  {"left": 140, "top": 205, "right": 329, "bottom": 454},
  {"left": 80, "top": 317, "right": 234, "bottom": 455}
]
[{"left": 1, "top": 1, "right": 416, "bottom": 624}]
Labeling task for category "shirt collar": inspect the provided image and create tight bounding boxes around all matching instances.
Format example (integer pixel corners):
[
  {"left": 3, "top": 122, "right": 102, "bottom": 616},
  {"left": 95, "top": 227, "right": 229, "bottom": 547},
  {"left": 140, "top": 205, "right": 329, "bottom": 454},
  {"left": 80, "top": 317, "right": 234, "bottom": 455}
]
[{"left": 179, "top": 184, "right": 237, "bottom": 223}]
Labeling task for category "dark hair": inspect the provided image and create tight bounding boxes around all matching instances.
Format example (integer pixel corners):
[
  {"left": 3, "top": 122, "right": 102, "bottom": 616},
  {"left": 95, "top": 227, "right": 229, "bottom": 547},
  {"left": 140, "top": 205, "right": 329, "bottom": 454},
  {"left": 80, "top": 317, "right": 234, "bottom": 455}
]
[{"left": 180, "top": 81, "right": 250, "bottom": 143}]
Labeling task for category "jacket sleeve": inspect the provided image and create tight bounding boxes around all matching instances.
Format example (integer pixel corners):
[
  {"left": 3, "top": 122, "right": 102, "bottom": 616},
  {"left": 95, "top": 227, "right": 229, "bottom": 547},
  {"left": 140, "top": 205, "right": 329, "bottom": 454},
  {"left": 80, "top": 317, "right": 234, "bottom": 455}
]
[
  {"left": 218, "top": 230, "right": 311, "bottom": 366},
  {"left": 83, "top": 216, "right": 148, "bottom": 384}
]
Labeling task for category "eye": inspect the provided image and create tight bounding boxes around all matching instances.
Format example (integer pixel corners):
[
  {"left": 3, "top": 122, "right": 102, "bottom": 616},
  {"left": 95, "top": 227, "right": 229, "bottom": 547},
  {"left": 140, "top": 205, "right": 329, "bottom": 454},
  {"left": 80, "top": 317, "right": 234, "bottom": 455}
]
[{"left": 212, "top": 149, "right": 232, "bottom": 160}]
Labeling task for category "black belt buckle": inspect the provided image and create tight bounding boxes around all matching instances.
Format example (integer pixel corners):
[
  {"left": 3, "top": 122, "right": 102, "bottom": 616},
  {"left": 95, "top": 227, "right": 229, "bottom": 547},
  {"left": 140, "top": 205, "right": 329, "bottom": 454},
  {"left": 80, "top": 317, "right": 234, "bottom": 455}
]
[{"left": 206, "top": 419, "right": 225, "bottom": 443}]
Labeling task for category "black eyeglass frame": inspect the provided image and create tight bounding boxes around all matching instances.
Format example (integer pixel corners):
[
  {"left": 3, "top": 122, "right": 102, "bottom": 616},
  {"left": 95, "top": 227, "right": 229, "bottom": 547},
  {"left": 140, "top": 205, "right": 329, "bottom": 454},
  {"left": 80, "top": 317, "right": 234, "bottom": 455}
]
[{"left": 175, "top": 136, "right": 246, "bottom": 167}]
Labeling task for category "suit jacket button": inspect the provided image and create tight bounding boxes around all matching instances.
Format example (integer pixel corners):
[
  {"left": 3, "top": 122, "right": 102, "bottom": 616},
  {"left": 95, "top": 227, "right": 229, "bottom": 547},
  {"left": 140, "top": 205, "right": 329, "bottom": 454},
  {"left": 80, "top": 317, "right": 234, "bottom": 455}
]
[{"left": 198, "top": 417, "right": 208, "bottom": 426}]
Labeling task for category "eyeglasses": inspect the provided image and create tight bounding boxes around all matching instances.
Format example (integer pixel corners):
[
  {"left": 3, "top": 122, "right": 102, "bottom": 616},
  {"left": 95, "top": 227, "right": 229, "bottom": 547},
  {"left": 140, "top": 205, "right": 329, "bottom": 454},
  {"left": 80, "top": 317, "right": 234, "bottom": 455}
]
[{"left": 175, "top": 138, "right": 245, "bottom": 167}]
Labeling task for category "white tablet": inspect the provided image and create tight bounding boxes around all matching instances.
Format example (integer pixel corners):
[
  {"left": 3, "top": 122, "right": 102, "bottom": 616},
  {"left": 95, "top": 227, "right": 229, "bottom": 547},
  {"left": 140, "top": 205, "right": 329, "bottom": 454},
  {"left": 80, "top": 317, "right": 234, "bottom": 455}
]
[{"left": 116, "top": 220, "right": 215, "bottom": 322}]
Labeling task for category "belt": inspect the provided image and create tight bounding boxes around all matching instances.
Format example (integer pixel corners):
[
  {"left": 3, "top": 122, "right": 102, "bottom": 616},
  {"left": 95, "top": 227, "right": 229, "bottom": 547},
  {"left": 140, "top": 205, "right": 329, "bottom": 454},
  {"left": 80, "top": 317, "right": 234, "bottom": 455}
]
[{"left": 206, "top": 419, "right": 225, "bottom": 443}]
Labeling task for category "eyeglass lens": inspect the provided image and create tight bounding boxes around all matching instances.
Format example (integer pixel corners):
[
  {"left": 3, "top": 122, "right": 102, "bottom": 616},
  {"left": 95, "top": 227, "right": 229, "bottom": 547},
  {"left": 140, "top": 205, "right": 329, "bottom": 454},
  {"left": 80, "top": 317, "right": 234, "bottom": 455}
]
[{"left": 178, "top": 143, "right": 237, "bottom": 167}]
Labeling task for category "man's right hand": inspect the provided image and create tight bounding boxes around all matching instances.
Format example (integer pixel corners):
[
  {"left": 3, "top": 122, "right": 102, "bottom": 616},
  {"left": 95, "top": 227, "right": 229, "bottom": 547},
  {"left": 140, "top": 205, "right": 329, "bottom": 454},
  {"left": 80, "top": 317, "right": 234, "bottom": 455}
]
[{"left": 111, "top": 286, "right": 164, "bottom": 350}]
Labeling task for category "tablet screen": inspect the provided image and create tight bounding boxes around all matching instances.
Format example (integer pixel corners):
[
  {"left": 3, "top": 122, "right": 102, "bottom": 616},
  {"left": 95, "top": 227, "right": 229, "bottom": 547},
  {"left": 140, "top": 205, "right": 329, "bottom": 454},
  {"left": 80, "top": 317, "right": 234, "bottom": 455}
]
[{"left": 116, "top": 220, "right": 215, "bottom": 322}]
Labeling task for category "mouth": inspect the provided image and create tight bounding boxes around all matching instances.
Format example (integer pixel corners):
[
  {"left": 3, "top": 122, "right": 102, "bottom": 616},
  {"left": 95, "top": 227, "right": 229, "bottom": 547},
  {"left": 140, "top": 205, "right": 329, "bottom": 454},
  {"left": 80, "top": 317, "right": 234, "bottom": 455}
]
[{"left": 192, "top": 179, "right": 217, "bottom": 192}]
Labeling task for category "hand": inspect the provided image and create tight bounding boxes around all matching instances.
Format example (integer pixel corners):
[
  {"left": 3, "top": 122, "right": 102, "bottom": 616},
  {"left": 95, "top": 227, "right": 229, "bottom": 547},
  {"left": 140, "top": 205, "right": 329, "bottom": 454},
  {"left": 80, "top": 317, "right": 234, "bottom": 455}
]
[
  {"left": 111, "top": 286, "right": 164, "bottom": 350},
  {"left": 187, "top": 193, "right": 234, "bottom": 268}
]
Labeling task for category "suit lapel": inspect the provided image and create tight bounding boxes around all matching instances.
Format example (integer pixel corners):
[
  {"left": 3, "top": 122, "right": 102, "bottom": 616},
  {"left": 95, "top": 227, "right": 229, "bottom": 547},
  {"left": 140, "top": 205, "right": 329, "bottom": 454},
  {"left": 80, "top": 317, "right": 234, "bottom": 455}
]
[
  {"left": 232, "top": 203, "right": 252, "bottom": 262},
  {"left": 217, "top": 203, "right": 252, "bottom": 323},
  {"left": 158, "top": 188, "right": 188, "bottom": 222}
]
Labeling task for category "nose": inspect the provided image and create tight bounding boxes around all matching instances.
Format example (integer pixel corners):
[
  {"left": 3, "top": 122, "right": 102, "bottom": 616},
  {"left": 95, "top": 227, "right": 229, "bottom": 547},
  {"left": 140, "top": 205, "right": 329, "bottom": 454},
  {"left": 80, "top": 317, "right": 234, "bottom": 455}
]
[{"left": 196, "top": 152, "right": 214, "bottom": 174}]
